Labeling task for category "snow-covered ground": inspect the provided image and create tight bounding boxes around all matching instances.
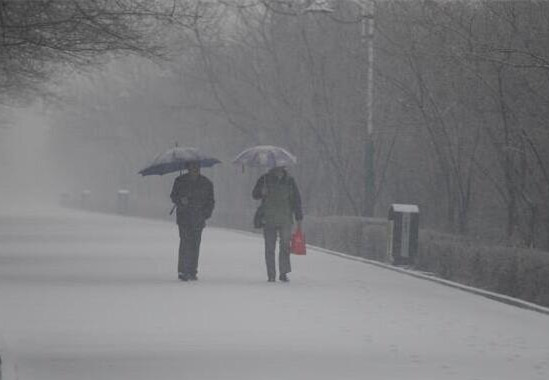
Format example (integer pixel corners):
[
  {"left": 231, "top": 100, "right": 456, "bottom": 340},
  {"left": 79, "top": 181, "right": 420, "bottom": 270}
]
[{"left": 1, "top": 205, "right": 549, "bottom": 380}]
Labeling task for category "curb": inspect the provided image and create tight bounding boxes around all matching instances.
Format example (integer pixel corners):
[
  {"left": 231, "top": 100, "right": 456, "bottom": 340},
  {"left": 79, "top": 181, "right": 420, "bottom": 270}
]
[{"left": 311, "top": 244, "right": 549, "bottom": 317}]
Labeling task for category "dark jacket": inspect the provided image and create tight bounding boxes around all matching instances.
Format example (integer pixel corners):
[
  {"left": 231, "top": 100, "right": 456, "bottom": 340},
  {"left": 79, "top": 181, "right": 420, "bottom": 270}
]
[
  {"left": 252, "top": 170, "right": 303, "bottom": 226},
  {"left": 170, "top": 173, "right": 214, "bottom": 228}
]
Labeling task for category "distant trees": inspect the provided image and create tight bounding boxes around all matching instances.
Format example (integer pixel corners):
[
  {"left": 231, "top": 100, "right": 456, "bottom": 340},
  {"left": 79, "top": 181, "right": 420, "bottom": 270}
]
[
  {"left": 0, "top": 0, "right": 198, "bottom": 103},
  {"left": 375, "top": 0, "right": 549, "bottom": 247},
  {"left": 44, "top": 0, "right": 549, "bottom": 250},
  {"left": 187, "top": 1, "right": 373, "bottom": 215},
  {"left": 184, "top": 0, "right": 549, "bottom": 247}
]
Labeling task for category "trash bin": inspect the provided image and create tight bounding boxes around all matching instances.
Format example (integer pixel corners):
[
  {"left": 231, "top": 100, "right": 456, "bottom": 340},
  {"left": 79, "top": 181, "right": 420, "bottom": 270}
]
[
  {"left": 116, "top": 189, "right": 130, "bottom": 215},
  {"left": 387, "top": 204, "right": 419, "bottom": 265}
]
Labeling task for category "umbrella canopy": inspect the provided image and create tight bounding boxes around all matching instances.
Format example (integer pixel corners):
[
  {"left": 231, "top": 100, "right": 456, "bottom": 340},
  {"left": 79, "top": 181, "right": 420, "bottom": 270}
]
[
  {"left": 139, "top": 147, "right": 221, "bottom": 176},
  {"left": 232, "top": 145, "right": 297, "bottom": 168}
]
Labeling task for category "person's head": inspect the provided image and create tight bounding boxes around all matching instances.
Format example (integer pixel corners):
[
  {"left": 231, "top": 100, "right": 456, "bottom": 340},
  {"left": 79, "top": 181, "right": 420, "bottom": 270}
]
[{"left": 186, "top": 161, "right": 201, "bottom": 177}]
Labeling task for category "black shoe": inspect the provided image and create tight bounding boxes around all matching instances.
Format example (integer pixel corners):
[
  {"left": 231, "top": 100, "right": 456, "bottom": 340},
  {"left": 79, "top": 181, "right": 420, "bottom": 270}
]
[
  {"left": 279, "top": 273, "right": 289, "bottom": 282},
  {"left": 189, "top": 274, "right": 198, "bottom": 281}
]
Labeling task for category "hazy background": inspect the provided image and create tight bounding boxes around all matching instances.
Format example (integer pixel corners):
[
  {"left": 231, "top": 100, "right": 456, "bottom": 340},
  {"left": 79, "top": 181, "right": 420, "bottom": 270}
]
[
  {"left": 0, "top": 105, "right": 58, "bottom": 203},
  {"left": 2, "top": 0, "right": 549, "bottom": 250}
]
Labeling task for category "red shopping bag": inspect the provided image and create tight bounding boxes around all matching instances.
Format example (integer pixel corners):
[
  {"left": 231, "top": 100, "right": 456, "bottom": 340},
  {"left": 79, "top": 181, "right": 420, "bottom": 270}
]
[{"left": 290, "top": 227, "right": 306, "bottom": 255}]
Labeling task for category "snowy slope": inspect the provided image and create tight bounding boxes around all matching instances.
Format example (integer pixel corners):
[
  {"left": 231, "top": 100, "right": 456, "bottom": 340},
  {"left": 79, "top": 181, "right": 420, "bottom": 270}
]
[{"left": 1, "top": 206, "right": 549, "bottom": 380}]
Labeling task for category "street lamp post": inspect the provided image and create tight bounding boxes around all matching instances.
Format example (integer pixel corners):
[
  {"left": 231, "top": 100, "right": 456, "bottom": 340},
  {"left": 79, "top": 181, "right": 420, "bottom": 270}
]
[
  {"left": 305, "top": 0, "right": 376, "bottom": 216},
  {"left": 362, "top": 0, "right": 375, "bottom": 217}
]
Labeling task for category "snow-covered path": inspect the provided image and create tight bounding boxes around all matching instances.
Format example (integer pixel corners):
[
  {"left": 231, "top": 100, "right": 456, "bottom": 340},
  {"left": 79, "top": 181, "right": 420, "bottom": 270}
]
[{"left": 1, "top": 206, "right": 549, "bottom": 380}]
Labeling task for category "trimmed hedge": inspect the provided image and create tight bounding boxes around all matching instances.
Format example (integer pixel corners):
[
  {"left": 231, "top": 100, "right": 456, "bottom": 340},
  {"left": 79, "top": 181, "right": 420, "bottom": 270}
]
[
  {"left": 417, "top": 230, "right": 549, "bottom": 306},
  {"left": 303, "top": 215, "right": 387, "bottom": 262}
]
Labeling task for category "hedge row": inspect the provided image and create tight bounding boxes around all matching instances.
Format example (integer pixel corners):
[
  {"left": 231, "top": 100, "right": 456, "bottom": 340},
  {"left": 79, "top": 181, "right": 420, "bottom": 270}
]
[
  {"left": 417, "top": 230, "right": 549, "bottom": 306},
  {"left": 302, "top": 215, "right": 387, "bottom": 262}
]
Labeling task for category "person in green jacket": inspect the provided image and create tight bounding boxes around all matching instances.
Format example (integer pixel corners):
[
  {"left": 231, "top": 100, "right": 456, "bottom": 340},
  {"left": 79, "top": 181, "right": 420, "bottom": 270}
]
[{"left": 252, "top": 166, "right": 303, "bottom": 282}]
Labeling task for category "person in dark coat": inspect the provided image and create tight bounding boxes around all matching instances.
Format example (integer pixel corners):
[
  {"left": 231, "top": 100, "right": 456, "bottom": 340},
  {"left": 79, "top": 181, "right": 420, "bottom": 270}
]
[
  {"left": 252, "top": 166, "right": 303, "bottom": 282},
  {"left": 170, "top": 161, "right": 215, "bottom": 281}
]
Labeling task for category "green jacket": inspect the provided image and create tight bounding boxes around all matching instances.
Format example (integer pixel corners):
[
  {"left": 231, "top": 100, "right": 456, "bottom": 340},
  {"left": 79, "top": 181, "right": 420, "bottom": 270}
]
[{"left": 252, "top": 170, "right": 303, "bottom": 227}]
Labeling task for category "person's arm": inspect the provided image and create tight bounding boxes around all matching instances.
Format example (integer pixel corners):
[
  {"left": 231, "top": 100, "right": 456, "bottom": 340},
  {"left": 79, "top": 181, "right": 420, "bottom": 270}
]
[
  {"left": 252, "top": 175, "right": 266, "bottom": 200},
  {"left": 291, "top": 178, "right": 303, "bottom": 223},
  {"left": 202, "top": 179, "right": 215, "bottom": 220},
  {"left": 170, "top": 178, "right": 180, "bottom": 205}
]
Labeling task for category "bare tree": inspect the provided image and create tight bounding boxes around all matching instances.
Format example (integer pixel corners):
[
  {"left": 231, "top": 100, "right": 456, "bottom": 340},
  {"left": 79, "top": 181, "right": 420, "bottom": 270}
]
[{"left": 0, "top": 0, "right": 199, "bottom": 103}]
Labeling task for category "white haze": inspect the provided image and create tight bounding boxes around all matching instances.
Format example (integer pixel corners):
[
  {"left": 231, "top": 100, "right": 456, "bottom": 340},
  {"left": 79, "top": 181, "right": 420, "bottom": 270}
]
[{"left": 0, "top": 106, "right": 63, "bottom": 208}]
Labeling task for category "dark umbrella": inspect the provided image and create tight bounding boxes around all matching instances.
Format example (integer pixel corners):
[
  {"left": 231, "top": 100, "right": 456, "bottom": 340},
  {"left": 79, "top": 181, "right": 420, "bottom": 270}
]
[{"left": 139, "top": 146, "right": 221, "bottom": 176}]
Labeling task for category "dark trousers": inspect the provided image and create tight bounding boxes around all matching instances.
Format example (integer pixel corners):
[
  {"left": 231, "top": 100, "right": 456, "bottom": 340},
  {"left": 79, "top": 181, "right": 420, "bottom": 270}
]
[
  {"left": 178, "top": 225, "right": 203, "bottom": 276},
  {"left": 263, "top": 224, "right": 292, "bottom": 279}
]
